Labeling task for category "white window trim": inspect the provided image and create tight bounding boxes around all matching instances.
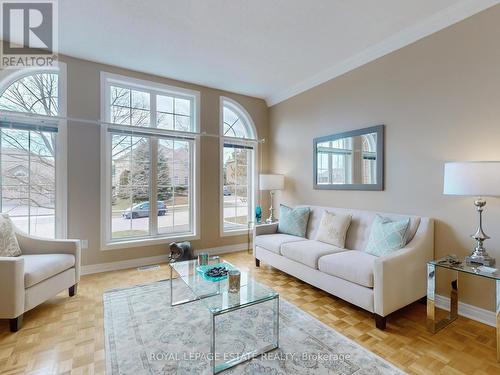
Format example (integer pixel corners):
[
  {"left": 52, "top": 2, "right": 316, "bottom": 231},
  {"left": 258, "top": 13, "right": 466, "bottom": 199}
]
[
  {"left": 0, "top": 63, "right": 68, "bottom": 239},
  {"left": 219, "top": 97, "right": 258, "bottom": 237},
  {"left": 100, "top": 72, "right": 200, "bottom": 250}
]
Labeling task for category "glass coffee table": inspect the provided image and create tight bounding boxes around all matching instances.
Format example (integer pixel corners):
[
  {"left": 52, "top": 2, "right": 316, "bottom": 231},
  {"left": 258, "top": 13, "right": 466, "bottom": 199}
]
[{"left": 169, "top": 259, "right": 280, "bottom": 374}]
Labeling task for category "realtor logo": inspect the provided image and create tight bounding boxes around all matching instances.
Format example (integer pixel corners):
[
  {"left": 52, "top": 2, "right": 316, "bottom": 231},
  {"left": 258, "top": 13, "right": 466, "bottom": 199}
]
[{"left": 1, "top": 0, "right": 58, "bottom": 68}]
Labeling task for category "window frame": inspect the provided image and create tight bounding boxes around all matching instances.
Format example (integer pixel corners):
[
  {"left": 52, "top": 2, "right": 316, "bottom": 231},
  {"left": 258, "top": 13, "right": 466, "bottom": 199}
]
[
  {"left": 0, "top": 64, "right": 68, "bottom": 239},
  {"left": 100, "top": 72, "right": 200, "bottom": 250},
  {"left": 361, "top": 134, "right": 377, "bottom": 184},
  {"left": 219, "top": 97, "right": 258, "bottom": 237}
]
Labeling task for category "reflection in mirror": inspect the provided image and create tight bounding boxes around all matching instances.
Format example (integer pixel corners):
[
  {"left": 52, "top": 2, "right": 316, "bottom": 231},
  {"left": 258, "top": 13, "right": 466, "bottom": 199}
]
[{"left": 313, "top": 125, "right": 384, "bottom": 190}]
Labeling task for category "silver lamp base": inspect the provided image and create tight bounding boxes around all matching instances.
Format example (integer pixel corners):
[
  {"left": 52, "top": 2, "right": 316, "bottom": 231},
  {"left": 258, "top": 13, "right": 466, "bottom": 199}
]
[
  {"left": 266, "top": 190, "right": 276, "bottom": 223},
  {"left": 465, "top": 254, "right": 496, "bottom": 267},
  {"left": 466, "top": 198, "right": 496, "bottom": 267}
]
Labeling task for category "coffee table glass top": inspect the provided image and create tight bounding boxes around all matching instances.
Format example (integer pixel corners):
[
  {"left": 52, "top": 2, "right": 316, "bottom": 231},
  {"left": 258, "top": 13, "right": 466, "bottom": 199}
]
[
  {"left": 169, "top": 259, "right": 278, "bottom": 314},
  {"left": 429, "top": 257, "right": 500, "bottom": 280}
]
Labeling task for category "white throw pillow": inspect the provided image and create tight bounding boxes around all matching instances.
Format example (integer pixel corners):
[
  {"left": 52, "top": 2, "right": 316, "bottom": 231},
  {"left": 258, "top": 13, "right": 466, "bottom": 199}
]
[
  {"left": 315, "top": 210, "right": 352, "bottom": 248},
  {"left": 0, "top": 214, "right": 21, "bottom": 257}
]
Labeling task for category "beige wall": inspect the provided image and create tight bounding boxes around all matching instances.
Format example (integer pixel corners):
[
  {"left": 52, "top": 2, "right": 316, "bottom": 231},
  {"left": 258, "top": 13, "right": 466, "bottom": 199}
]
[
  {"left": 61, "top": 55, "right": 269, "bottom": 266},
  {"left": 269, "top": 5, "right": 500, "bottom": 311}
]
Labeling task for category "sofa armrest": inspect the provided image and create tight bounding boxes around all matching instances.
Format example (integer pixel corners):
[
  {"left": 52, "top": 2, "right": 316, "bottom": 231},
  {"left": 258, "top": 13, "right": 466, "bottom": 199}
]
[
  {"left": 15, "top": 231, "right": 81, "bottom": 283},
  {"left": 254, "top": 222, "right": 279, "bottom": 236},
  {"left": 0, "top": 257, "right": 25, "bottom": 319},
  {"left": 253, "top": 223, "right": 279, "bottom": 258},
  {"left": 373, "top": 218, "right": 434, "bottom": 317}
]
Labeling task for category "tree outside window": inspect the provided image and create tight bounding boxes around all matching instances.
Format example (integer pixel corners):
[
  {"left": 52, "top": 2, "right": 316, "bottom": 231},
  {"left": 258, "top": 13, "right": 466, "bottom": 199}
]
[{"left": 0, "top": 72, "right": 59, "bottom": 237}]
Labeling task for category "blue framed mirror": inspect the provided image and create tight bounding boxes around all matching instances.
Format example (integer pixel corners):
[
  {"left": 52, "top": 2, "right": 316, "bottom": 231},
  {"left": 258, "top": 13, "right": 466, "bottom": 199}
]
[{"left": 313, "top": 125, "right": 384, "bottom": 190}]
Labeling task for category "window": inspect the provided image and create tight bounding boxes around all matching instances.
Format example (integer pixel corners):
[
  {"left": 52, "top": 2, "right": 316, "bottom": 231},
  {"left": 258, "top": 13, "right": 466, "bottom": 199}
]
[
  {"left": 220, "top": 97, "right": 256, "bottom": 235},
  {"left": 102, "top": 73, "right": 199, "bottom": 248},
  {"left": 316, "top": 138, "right": 353, "bottom": 185},
  {"left": 0, "top": 68, "right": 66, "bottom": 238}
]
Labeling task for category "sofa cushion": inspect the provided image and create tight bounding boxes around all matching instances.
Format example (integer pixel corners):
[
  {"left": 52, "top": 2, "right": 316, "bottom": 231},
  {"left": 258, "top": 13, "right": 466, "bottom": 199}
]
[
  {"left": 254, "top": 233, "right": 304, "bottom": 254},
  {"left": 278, "top": 205, "right": 310, "bottom": 237},
  {"left": 318, "top": 250, "right": 377, "bottom": 288},
  {"left": 281, "top": 240, "right": 346, "bottom": 269},
  {"left": 21, "top": 254, "right": 76, "bottom": 288}
]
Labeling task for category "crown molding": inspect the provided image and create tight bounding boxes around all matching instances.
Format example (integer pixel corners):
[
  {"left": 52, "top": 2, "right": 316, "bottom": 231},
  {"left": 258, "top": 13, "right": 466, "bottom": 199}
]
[{"left": 266, "top": 0, "right": 500, "bottom": 107}]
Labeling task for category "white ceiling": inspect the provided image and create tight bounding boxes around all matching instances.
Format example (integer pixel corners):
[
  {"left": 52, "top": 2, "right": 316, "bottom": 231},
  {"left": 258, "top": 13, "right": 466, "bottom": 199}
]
[{"left": 59, "top": 0, "right": 499, "bottom": 106}]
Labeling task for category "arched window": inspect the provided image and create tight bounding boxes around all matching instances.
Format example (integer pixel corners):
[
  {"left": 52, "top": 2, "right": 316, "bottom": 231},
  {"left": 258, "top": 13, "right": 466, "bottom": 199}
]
[
  {"left": 220, "top": 97, "right": 257, "bottom": 235},
  {"left": 0, "top": 72, "right": 58, "bottom": 115},
  {"left": 0, "top": 69, "right": 64, "bottom": 238},
  {"left": 222, "top": 100, "right": 255, "bottom": 139}
]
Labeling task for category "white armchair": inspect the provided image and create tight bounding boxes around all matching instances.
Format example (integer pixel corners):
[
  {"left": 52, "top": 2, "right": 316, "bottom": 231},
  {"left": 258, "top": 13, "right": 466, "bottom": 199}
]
[{"left": 0, "top": 228, "right": 80, "bottom": 331}]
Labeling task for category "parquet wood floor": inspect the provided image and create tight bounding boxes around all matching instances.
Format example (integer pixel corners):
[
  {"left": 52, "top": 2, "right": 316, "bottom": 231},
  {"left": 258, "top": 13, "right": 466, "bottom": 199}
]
[{"left": 1, "top": 251, "right": 499, "bottom": 374}]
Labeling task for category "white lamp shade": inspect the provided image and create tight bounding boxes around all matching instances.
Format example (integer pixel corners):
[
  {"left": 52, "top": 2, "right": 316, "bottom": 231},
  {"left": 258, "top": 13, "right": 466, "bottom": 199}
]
[
  {"left": 443, "top": 162, "right": 500, "bottom": 196},
  {"left": 259, "top": 174, "right": 285, "bottom": 191}
]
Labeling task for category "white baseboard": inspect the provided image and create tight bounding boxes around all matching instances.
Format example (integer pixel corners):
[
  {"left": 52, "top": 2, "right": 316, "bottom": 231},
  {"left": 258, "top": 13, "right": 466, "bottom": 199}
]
[
  {"left": 81, "top": 242, "right": 249, "bottom": 275},
  {"left": 81, "top": 254, "right": 169, "bottom": 275},
  {"left": 434, "top": 294, "right": 496, "bottom": 327}
]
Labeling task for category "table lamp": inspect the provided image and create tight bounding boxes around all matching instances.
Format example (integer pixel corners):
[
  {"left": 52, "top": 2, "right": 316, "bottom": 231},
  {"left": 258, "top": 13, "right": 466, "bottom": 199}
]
[
  {"left": 443, "top": 161, "right": 500, "bottom": 266},
  {"left": 259, "top": 174, "right": 284, "bottom": 223}
]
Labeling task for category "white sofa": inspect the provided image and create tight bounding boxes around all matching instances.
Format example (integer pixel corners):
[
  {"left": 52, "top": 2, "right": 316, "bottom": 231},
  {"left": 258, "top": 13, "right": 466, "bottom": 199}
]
[
  {"left": 0, "top": 229, "right": 81, "bottom": 331},
  {"left": 254, "top": 205, "right": 434, "bottom": 329}
]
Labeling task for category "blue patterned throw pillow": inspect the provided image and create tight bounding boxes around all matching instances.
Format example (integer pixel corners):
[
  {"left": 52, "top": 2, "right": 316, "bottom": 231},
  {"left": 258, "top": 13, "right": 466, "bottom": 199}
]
[
  {"left": 365, "top": 214, "right": 410, "bottom": 257},
  {"left": 278, "top": 205, "right": 310, "bottom": 238}
]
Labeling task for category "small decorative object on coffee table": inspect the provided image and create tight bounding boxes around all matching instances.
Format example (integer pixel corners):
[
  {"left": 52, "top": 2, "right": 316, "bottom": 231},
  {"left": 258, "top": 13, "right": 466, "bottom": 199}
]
[
  {"left": 443, "top": 161, "right": 500, "bottom": 266},
  {"left": 168, "top": 241, "right": 195, "bottom": 262},
  {"left": 198, "top": 252, "right": 209, "bottom": 266},
  {"left": 197, "top": 263, "right": 236, "bottom": 281},
  {"left": 427, "top": 257, "right": 500, "bottom": 361},
  {"left": 228, "top": 270, "right": 241, "bottom": 293}
]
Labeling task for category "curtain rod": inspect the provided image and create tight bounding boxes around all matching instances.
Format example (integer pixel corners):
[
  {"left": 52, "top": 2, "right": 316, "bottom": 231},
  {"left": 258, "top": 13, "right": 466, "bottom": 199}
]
[{"left": 0, "top": 110, "right": 266, "bottom": 144}]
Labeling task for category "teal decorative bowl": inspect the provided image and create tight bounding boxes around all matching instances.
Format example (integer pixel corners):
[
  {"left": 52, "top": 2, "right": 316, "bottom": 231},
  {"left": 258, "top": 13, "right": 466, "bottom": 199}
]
[{"left": 196, "top": 263, "right": 238, "bottom": 281}]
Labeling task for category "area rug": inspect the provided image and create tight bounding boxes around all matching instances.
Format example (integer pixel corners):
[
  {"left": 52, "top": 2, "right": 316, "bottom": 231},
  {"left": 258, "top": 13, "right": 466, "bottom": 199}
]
[{"left": 103, "top": 279, "right": 404, "bottom": 374}]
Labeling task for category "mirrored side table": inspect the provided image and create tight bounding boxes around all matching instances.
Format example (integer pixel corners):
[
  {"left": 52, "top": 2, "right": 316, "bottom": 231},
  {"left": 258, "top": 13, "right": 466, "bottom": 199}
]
[{"left": 427, "top": 258, "right": 500, "bottom": 361}]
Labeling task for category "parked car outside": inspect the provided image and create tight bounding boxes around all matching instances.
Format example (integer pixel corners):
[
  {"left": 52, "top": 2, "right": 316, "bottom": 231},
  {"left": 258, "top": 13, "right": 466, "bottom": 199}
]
[
  {"left": 223, "top": 186, "right": 232, "bottom": 196},
  {"left": 123, "top": 201, "right": 167, "bottom": 219}
]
